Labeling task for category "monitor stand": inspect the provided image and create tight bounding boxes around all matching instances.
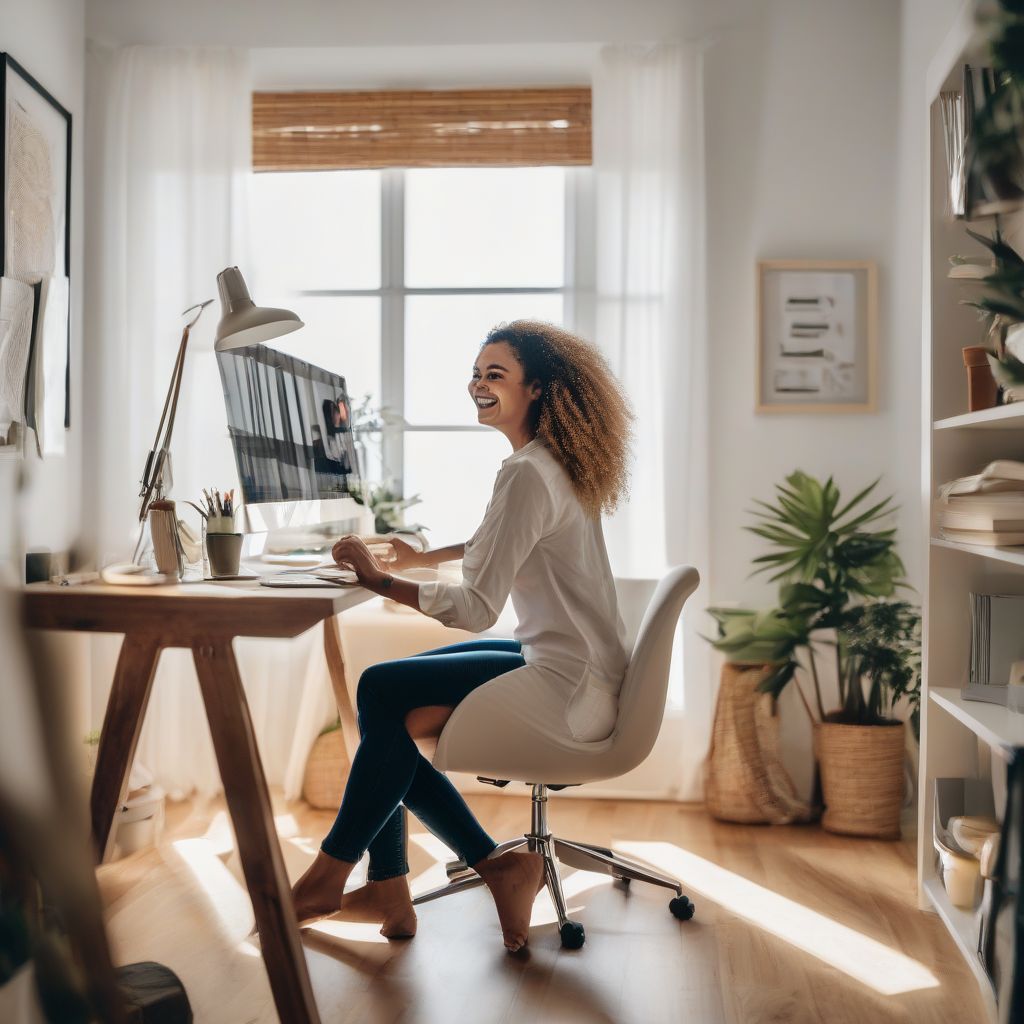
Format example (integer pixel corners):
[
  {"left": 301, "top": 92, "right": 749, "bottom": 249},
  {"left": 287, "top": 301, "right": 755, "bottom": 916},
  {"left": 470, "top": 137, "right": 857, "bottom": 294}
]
[{"left": 240, "top": 496, "right": 372, "bottom": 565}]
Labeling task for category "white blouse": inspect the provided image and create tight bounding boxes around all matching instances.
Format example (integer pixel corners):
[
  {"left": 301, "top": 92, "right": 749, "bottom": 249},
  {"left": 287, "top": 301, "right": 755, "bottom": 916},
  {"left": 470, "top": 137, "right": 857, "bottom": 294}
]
[{"left": 418, "top": 438, "right": 630, "bottom": 716}]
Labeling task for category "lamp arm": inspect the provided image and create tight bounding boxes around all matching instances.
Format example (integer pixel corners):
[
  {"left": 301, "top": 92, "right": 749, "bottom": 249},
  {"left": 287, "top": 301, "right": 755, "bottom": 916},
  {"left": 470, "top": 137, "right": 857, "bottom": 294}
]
[{"left": 137, "top": 300, "right": 214, "bottom": 521}]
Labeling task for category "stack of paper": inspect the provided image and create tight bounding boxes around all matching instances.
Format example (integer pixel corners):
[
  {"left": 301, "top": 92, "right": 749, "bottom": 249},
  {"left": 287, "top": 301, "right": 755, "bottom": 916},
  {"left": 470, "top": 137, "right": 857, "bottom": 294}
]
[
  {"left": 938, "top": 461, "right": 1024, "bottom": 546},
  {"left": 967, "top": 592, "right": 1024, "bottom": 702}
]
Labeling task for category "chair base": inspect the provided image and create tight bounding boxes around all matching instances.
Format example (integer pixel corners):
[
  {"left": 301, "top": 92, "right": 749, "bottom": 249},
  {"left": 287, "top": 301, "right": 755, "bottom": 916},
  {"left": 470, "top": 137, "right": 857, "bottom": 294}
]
[{"left": 411, "top": 783, "right": 695, "bottom": 948}]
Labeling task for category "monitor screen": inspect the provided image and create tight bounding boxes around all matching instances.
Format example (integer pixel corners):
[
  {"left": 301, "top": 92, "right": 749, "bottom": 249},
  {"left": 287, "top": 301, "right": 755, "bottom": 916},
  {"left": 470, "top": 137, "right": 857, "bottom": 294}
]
[{"left": 216, "top": 344, "right": 359, "bottom": 505}]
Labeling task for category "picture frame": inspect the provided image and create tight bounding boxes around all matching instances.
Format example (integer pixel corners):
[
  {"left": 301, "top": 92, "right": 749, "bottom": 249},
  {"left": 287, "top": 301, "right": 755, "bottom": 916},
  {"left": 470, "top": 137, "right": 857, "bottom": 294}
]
[
  {"left": 756, "top": 260, "right": 878, "bottom": 414},
  {"left": 0, "top": 52, "right": 72, "bottom": 457}
]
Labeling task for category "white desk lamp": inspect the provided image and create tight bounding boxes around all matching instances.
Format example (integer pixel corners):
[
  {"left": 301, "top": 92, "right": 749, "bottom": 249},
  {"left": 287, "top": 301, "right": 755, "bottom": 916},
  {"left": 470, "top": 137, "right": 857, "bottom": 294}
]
[
  {"left": 133, "top": 267, "right": 303, "bottom": 562},
  {"left": 214, "top": 266, "right": 303, "bottom": 352}
]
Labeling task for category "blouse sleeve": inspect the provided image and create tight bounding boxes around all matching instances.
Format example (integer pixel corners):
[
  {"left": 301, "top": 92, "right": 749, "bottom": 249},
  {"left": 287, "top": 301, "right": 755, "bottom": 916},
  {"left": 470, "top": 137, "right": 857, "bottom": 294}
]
[{"left": 418, "top": 460, "right": 553, "bottom": 632}]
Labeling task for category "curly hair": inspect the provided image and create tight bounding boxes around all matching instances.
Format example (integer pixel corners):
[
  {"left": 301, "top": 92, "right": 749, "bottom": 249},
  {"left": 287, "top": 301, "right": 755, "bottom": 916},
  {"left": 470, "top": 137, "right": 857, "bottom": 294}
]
[{"left": 482, "top": 320, "right": 634, "bottom": 518}]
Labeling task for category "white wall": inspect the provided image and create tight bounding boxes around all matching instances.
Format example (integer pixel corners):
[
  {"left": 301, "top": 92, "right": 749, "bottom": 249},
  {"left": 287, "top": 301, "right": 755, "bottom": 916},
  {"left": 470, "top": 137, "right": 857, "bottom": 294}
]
[
  {"left": 705, "top": 0, "right": 965, "bottom": 801},
  {"left": 0, "top": 0, "right": 85, "bottom": 576},
  {"left": 0, "top": 0, "right": 90, "bottom": 746},
  {"left": 86, "top": 0, "right": 750, "bottom": 48},
  {"left": 706, "top": 0, "right": 907, "bottom": 608}
]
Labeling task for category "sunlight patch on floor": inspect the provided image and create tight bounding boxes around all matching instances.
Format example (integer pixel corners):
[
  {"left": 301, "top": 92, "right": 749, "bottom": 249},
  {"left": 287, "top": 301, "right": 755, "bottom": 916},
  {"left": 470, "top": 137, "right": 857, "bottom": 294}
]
[
  {"left": 171, "top": 837, "right": 253, "bottom": 938},
  {"left": 273, "top": 813, "right": 300, "bottom": 838},
  {"left": 198, "top": 810, "right": 235, "bottom": 856},
  {"left": 409, "top": 831, "right": 457, "bottom": 894},
  {"left": 307, "top": 918, "right": 390, "bottom": 944},
  {"left": 530, "top": 869, "right": 614, "bottom": 926},
  {"left": 615, "top": 841, "right": 939, "bottom": 997},
  {"left": 285, "top": 834, "right": 324, "bottom": 857}
]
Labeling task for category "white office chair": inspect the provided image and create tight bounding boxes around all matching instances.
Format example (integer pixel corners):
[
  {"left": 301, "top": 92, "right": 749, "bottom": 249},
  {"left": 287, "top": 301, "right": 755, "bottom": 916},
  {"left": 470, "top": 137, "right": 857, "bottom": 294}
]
[{"left": 413, "top": 564, "right": 701, "bottom": 949}]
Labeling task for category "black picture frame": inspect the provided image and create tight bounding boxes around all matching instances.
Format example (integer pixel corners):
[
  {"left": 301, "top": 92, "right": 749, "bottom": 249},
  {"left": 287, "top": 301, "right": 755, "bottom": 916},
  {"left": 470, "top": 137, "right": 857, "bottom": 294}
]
[{"left": 0, "top": 52, "right": 72, "bottom": 436}]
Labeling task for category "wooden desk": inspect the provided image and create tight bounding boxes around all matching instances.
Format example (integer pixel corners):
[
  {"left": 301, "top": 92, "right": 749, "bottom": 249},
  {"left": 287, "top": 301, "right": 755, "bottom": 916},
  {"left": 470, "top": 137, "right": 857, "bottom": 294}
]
[{"left": 24, "top": 580, "right": 374, "bottom": 1024}]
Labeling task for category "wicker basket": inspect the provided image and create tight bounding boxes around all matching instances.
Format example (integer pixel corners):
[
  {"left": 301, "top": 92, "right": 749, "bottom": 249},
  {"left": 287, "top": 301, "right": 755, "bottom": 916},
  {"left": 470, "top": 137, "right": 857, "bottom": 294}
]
[
  {"left": 816, "top": 717, "right": 906, "bottom": 839},
  {"left": 302, "top": 728, "right": 348, "bottom": 810},
  {"left": 704, "top": 663, "right": 812, "bottom": 825}
]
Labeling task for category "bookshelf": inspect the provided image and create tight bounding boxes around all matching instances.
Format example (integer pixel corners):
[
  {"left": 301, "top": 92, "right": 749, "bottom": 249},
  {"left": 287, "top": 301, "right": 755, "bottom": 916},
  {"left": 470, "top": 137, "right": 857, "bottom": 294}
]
[
  {"left": 934, "top": 403, "right": 1024, "bottom": 430},
  {"left": 920, "top": 5, "right": 1022, "bottom": 1020},
  {"left": 931, "top": 535, "right": 1024, "bottom": 569}
]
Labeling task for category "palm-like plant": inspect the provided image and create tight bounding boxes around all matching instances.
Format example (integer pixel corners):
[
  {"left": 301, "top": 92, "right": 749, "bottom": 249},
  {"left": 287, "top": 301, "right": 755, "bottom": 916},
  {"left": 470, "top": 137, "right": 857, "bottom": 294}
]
[
  {"left": 955, "top": 227, "right": 1024, "bottom": 386},
  {"left": 708, "top": 471, "right": 920, "bottom": 729}
]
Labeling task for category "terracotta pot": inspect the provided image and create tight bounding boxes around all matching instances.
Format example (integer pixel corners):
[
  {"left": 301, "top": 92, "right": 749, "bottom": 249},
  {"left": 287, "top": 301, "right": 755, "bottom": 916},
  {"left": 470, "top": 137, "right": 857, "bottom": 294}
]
[{"left": 815, "top": 716, "right": 905, "bottom": 839}]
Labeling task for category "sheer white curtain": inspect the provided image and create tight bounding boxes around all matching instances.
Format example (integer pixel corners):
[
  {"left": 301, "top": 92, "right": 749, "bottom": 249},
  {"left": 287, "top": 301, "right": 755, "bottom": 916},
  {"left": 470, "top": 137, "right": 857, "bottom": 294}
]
[
  {"left": 84, "top": 46, "right": 332, "bottom": 799},
  {"left": 592, "top": 44, "right": 711, "bottom": 800}
]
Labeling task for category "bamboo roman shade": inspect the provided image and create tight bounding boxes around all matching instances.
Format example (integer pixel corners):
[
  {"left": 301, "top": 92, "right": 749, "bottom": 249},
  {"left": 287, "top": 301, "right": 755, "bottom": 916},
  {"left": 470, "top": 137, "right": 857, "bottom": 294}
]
[{"left": 252, "top": 87, "right": 591, "bottom": 171}]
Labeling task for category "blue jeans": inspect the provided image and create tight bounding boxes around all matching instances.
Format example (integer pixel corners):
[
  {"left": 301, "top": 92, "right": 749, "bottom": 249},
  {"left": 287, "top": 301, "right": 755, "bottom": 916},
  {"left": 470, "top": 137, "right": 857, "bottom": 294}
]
[{"left": 320, "top": 638, "right": 526, "bottom": 879}]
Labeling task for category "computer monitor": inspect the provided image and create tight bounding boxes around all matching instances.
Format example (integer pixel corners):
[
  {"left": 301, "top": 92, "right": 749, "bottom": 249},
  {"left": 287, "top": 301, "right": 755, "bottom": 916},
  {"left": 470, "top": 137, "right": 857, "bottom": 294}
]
[{"left": 216, "top": 343, "right": 365, "bottom": 549}]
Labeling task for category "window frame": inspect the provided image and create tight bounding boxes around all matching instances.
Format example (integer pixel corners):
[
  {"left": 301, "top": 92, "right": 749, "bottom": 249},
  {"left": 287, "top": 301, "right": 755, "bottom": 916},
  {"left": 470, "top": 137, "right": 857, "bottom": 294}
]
[{"left": 289, "top": 164, "right": 594, "bottom": 497}]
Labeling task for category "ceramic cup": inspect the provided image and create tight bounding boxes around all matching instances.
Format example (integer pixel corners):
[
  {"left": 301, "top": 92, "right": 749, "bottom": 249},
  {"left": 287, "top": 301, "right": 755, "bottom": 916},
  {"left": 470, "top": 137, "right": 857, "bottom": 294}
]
[{"left": 206, "top": 532, "right": 243, "bottom": 578}]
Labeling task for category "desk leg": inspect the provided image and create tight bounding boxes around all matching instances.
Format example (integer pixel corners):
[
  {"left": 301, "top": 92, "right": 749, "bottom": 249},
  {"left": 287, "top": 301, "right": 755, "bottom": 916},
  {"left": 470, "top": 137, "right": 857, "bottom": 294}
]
[
  {"left": 92, "top": 634, "right": 162, "bottom": 864},
  {"left": 323, "top": 615, "right": 359, "bottom": 761},
  {"left": 192, "top": 639, "right": 320, "bottom": 1024}
]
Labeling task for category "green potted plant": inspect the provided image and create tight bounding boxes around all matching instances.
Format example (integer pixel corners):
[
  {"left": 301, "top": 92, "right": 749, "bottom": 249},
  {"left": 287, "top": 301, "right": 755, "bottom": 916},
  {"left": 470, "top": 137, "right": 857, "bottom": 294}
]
[
  {"left": 707, "top": 471, "right": 921, "bottom": 838},
  {"left": 951, "top": 228, "right": 1024, "bottom": 395},
  {"left": 349, "top": 481, "right": 427, "bottom": 537}
]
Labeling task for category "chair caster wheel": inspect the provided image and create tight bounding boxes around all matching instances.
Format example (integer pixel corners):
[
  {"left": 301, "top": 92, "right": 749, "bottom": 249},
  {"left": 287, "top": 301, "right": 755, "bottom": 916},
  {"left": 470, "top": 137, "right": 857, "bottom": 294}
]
[
  {"left": 669, "top": 895, "right": 695, "bottom": 921},
  {"left": 560, "top": 921, "right": 586, "bottom": 949}
]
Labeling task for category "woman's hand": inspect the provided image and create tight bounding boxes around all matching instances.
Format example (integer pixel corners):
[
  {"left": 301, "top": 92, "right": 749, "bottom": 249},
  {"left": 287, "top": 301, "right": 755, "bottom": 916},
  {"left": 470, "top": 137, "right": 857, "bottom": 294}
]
[
  {"left": 332, "top": 534, "right": 390, "bottom": 586},
  {"left": 385, "top": 536, "right": 423, "bottom": 571}
]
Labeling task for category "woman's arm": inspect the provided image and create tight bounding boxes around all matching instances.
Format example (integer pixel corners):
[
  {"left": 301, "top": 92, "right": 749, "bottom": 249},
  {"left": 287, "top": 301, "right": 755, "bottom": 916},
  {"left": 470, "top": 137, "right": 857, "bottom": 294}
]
[
  {"left": 414, "top": 543, "right": 466, "bottom": 568},
  {"left": 385, "top": 536, "right": 464, "bottom": 570}
]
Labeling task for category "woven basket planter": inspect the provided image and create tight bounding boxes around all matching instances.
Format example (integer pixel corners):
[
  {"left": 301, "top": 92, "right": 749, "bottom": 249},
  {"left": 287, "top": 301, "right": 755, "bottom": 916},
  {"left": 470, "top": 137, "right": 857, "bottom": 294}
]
[
  {"left": 704, "top": 663, "right": 812, "bottom": 825},
  {"left": 302, "top": 728, "right": 348, "bottom": 810},
  {"left": 816, "top": 717, "right": 905, "bottom": 839}
]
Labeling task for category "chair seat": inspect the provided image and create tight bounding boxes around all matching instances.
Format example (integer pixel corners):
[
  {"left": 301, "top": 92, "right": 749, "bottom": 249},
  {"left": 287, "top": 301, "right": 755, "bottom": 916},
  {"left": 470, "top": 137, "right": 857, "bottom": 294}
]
[{"left": 433, "top": 706, "right": 620, "bottom": 785}]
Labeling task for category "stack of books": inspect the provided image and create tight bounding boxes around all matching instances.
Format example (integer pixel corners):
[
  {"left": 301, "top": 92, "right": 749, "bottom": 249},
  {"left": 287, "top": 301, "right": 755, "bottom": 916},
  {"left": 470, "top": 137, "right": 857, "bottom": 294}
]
[{"left": 937, "top": 460, "right": 1024, "bottom": 546}]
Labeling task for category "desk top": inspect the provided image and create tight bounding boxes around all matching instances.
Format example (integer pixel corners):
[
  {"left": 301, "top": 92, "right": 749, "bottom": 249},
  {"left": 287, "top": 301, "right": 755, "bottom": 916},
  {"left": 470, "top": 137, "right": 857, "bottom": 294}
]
[{"left": 23, "top": 580, "right": 376, "bottom": 641}]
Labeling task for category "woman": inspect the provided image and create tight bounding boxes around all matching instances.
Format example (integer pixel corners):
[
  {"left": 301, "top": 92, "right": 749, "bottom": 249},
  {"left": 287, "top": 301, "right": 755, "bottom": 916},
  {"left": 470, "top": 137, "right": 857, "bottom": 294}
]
[{"left": 291, "top": 320, "right": 634, "bottom": 952}]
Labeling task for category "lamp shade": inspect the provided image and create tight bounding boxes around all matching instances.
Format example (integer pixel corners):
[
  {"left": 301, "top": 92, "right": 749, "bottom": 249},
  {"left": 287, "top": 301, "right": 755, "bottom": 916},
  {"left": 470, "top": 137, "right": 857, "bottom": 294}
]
[{"left": 214, "top": 266, "right": 303, "bottom": 351}]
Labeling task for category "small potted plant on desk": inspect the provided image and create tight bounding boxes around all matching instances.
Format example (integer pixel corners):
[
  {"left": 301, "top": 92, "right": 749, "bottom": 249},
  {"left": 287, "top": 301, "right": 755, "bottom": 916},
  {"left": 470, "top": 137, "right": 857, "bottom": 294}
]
[{"left": 709, "top": 471, "right": 921, "bottom": 839}]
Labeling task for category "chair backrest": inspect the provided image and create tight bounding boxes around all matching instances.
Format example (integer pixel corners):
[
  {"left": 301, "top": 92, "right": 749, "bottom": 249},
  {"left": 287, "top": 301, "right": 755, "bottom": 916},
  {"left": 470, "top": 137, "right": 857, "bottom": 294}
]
[{"left": 610, "top": 565, "right": 700, "bottom": 774}]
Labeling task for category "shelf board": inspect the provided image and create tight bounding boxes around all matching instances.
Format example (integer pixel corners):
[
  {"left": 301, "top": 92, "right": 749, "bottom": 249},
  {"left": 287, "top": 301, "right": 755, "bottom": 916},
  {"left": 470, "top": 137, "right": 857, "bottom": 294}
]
[
  {"left": 922, "top": 879, "right": 996, "bottom": 1020},
  {"left": 931, "top": 536, "right": 1024, "bottom": 567},
  {"left": 929, "top": 686, "right": 1024, "bottom": 753},
  {"left": 934, "top": 404, "right": 1024, "bottom": 431}
]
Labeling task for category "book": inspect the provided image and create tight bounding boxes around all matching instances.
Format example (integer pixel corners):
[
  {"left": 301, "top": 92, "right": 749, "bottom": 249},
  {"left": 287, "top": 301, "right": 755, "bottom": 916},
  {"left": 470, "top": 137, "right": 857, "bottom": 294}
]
[
  {"left": 941, "top": 528, "right": 1024, "bottom": 546},
  {"left": 942, "top": 491, "right": 1024, "bottom": 506},
  {"left": 937, "top": 508, "right": 1024, "bottom": 531},
  {"left": 947, "top": 263, "right": 993, "bottom": 280},
  {"left": 939, "top": 460, "right": 1024, "bottom": 498},
  {"left": 968, "top": 593, "right": 1024, "bottom": 687}
]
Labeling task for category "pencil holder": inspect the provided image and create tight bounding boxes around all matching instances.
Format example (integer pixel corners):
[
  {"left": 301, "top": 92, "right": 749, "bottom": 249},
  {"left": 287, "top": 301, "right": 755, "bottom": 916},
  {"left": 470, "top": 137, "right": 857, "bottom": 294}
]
[
  {"left": 206, "top": 514, "right": 237, "bottom": 534},
  {"left": 206, "top": 532, "right": 243, "bottom": 578}
]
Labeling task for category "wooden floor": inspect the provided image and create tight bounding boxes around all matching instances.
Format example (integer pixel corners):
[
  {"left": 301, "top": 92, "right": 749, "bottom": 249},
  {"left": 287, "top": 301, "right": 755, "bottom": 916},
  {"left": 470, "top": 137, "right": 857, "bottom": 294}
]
[{"left": 96, "top": 791, "right": 986, "bottom": 1024}]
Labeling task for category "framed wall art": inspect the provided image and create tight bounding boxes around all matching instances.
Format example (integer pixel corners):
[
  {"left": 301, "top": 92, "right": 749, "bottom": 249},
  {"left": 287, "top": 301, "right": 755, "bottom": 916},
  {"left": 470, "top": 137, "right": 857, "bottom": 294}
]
[
  {"left": 0, "top": 52, "right": 72, "bottom": 458},
  {"left": 756, "top": 260, "right": 878, "bottom": 414}
]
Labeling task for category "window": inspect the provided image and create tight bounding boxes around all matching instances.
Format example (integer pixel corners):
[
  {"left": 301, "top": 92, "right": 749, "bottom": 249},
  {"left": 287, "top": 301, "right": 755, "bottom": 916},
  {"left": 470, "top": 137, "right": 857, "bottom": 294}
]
[{"left": 249, "top": 164, "right": 588, "bottom": 544}]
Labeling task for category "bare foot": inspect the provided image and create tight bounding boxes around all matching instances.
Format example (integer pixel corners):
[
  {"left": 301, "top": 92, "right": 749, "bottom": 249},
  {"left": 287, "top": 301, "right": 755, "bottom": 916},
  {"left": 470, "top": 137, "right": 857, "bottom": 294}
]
[
  {"left": 291, "top": 850, "right": 356, "bottom": 926},
  {"left": 334, "top": 876, "right": 417, "bottom": 938},
  {"left": 474, "top": 850, "right": 545, "bottom": 952}
]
